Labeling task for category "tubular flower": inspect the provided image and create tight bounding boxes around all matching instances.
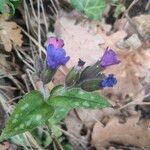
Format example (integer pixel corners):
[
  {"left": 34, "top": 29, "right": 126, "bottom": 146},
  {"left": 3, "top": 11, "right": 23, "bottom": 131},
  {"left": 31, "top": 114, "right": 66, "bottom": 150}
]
[
  {"left": 47, "top": 44, "right": 70, "bottom": 69},
  {"left": 100, "top": 47, "right": 120, "bottom": 68}
]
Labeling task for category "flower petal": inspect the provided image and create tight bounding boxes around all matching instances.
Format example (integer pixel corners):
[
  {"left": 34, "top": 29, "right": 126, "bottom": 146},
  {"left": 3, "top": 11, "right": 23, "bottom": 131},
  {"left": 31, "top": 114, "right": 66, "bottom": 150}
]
[
  {"left": 46, "top": 42, "right": 70, "bottom": 69},
  {"left": 100, "top": 48, "right": 120, "bottom": 67},
  {"left": 48, "top": 37, "right": 64, "bottom": 48}
]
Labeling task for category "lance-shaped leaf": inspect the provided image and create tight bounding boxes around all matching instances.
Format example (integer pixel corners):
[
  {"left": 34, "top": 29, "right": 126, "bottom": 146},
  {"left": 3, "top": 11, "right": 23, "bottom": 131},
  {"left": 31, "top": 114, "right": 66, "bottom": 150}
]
[
  {"left": 70, "top": 0, "right": 106, "bottom": 20},
  {"left": 49, "top": 85, "right": 70, "bottom": 125},
  {"left": 48, "top": 87, "right": 110, "bottom": 109},
  {"left": 0, "top": 91, "right": 54, "bottom": 142}
]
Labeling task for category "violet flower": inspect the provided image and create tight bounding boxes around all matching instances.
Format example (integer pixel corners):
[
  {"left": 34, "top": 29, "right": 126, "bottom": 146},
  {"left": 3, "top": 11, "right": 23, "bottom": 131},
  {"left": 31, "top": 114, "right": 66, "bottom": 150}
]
[
  {"left": 100, "top": 48, "right": 120, "bottom": 68},
  {"left": 47, "top": 44, "right": 70, "bottom": 69},
  {"left": 48, "top": 37, "right": 64, "bottom": 49},
  {"left": 101, "top": 74, "right": 117, "bottom": 88}
]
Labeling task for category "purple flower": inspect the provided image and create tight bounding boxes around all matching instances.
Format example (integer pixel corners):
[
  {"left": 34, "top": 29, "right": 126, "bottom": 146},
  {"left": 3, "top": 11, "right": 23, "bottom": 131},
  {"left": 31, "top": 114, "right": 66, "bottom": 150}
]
[
  {"left": 100, "top": 48, "right": 120, "bottom": 68},
  {"left": 101, "top": 74, "right": 117, "bottom": 87},
  {"left": 47, "top": 44, "right": 70, "bottom": 69},
  {"left": 48, "top": 37, "right": 64, "bottom": 49}
]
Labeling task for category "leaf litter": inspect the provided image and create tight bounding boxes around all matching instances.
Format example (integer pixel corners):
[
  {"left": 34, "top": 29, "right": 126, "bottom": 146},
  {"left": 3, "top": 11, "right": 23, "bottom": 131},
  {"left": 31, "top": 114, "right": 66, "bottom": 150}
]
[
  {"left": 0, "top": 0, "right": 150, "bottom": 149},
  {"left": 0, "top": 15, "right": 23, "bottom": 52},
  {"left": 53, "top": 8, "right": 150, "bottom": 150}
]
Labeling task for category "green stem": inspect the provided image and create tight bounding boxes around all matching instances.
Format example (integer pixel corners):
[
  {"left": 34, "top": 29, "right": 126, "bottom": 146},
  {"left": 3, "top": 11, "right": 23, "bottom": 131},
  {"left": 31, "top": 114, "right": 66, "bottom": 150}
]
[{"left": 46, "top": 124, "right": 64, "bottom": 150}]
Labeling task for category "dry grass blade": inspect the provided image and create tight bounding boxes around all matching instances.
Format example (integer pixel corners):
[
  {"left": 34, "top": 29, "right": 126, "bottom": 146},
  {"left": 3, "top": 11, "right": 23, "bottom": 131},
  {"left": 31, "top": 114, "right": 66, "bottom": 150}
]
[
  {"left": 37, "top": 0, "right": 42, "bottom": 58},
  {"left": 14, "top": 47, "right": 35, "bottom": 72},
  {"left": 40, "top": 0, "right": 48, "bottom": 33},
  {"left": 25, "top": 132, "right": 43, "bottom": 150},
  {"left": 7, "top": 74, "right": 25, "bottom": 94},
  {"left": 60, "top": 128, "right": 87, "bottom": 148},
  {"left": 119, "top": 92, "right": 150, "bottom": 110},
  {"left": 21, "top": 27, "right": 46, "bottom": 55}
]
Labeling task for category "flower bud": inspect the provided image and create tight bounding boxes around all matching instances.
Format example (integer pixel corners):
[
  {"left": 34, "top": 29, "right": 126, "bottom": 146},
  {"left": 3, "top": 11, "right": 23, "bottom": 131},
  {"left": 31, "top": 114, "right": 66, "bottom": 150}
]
[
  {"left": 80, "top": 75, "right": 105, "bottom": 92},
  {"left": 65, "top": 59, "right": 85, "bottom": 87},
  {"left": 79, "top": 61, "right": 103, "bottom": 83},
  {"left": 65, "top": 67, "right": 80, "bottom": 87},
  {"left": 41, "top": 69, "right": 56, "bottom": 84}
]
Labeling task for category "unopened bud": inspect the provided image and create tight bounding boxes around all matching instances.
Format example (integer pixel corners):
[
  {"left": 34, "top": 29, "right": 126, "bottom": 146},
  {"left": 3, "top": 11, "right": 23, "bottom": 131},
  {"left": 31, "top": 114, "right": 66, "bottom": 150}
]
[
  {"left": 80, "top": 76, "right": 105, "bottom": 92},
  {"left": 65, "top": 67, "right": 80, "bottom": 87},
  {"left": 41, "top": 69, "right": 56, "bottom": 84},
  {"left": 79, "top": 61, "right": 103, "bottom": 83},
  {"left": 65, "top": 59, "right": 85, "bottom": 87}
]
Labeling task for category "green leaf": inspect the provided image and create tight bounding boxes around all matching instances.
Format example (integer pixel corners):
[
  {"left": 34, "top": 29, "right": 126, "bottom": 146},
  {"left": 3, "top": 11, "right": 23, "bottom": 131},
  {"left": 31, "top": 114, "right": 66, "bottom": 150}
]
[
  {"left": 49, "top": 86, "right": 70, "bottom": 124},
  {"left": 63, "top": 143, "right": 73, "bottom": 150},
  {"left": 50, "top": 124, "right": 62, "bottom": 138},
  {"left": 48, "top": 107, "right": 70, "bottom": 125},
  {"left": 48, "top": 87, "right": 110, "bottom": 109},
  {"left": 50, "top": 85, "right": 64, "bottom": 97},
  {"left": 0, "top": 0, "right": 5, "bottom": 13},
  {"left": 6, "top": 1, "right": 16, "bottom": 15},
  {"left": 9, "top": 0, "right": 22, "bottom": 8},
  {"left": 0, "top": 0, "right": 16, "bottom": 14},
  {"left": 70, "top": 0, "right": 106, "bottom": 20},
  {"left": 0, "top": 91, "right": 54, "bottom": 142}
]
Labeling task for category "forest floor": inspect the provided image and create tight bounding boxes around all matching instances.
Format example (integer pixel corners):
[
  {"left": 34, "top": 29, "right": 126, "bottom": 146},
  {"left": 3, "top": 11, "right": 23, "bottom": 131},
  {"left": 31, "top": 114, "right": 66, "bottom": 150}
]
[{"left": 0, "top": 0, "right": 150, "bottom": 150}]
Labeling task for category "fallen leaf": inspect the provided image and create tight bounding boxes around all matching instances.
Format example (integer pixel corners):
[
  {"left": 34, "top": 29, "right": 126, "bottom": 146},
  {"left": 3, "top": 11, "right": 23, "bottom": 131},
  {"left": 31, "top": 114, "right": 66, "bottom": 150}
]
[
  {"left": 0, "top": 15, "right": 23, "bottom": 52},
  {"left": 132, "top": 14, "right": 150, "bottom": 41},
  {"left": 102, "top": 47, "right": 150, "bottom": 104},
  {"left": 76, "top": 109, "right": 103, "bottom": 128},
  {"left": 0, "top": 143, "right": 10, "bottom": 150},
  {"left": 92, "top": 116, "right": 150, "bottom": 149},
  {"left": 55, "top": 13, "right": 104, "bottom": 67},
  {"left": 54, "top": 11, "right": 127, "bottom": 68},
  {"left": 64, "top": 110, "right": 89, "bottom": 149},
  {"left": 54, "top": 11, "right": 148, "bottom": 104}
]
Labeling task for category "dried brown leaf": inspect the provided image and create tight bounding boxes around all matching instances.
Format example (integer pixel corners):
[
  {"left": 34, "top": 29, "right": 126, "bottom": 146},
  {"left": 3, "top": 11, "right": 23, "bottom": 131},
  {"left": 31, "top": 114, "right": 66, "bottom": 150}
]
[
  {"left": 54, "top": 12, "right": 127, "bottom": 68},
  {"left": 64, "top": 110, "right": 89, "bottom": 149},
  {"left": 0, "top": 15, "right": 23, "bottom": 52},
  {"left": 133, "top": 14, "right": 150, "bottom": 40},
  {"left": 92, "top": 116, "right": 150, "bottom": 149},
  {"left": 102, "top": 48, "right": 150, "bottom": 104}
]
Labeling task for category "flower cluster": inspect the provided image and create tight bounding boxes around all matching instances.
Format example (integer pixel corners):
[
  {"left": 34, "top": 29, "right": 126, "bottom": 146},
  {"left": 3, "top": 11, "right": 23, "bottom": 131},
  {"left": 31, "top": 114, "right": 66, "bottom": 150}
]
[
  {"left": 47, "top": 37, "right": 70, "bottom": 69},
  {"left": 46, "top": 37, "right": 120, "bottom": 90},
  {"left": 99, "top": 48, "right": 120, "bottom": 88}
]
